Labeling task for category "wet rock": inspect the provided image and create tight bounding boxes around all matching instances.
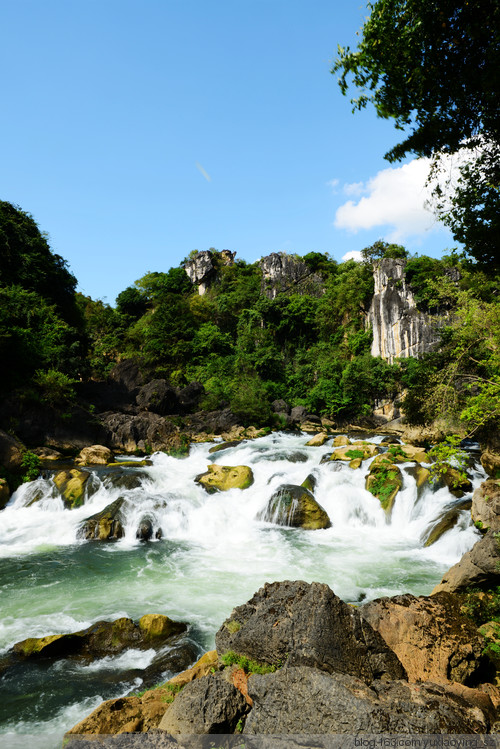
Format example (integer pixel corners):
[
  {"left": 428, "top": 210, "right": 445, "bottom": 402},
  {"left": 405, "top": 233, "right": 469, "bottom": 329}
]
[
  {"left": 74, "top": 444, "right": 113, "bottom": 466},
  {"left": 331, "top": 443, "right": 379, "bottom": 462},
  {"left": 53, "top": 468, "right": 91, "bottom": 509},
  {"left": 404, "top": 462, "right": 430, "bottom": 489},
  {"left": 360, "top": 592, "right": 487, "bottom": 685},
  {"left": 305, "top": 432, "right": 329, "bottom": 446},
  {"left": 422, "top": 499, "right": 472, "bottom": 546},
  {"left": 103, "top": 469, "right": 151, "bottom": 491},
  {"left": 333, "top": 435, "right": 350, "bottom": 447},
  {"left": 258, "top": 484, "right": 331, "bottom": 530},
  {"left": 243, "top": 666, "right": 490, "bottom": 734},
  {"left": 388, "top": 443, "right": 429, "bottom": 463},
  {"left": 300, "top": 473, "right": 317, "bottom": 492},
  {"left": 158, "top": 672, "right": 247, "bottom": 734},
  {"left": 195, "top": 464, "right": 254, "bottom": 493},
  {"left": 79, "top": 498, "right": 125, "bottom": 540},
  {"left": 208, "top": 440, "right": 243, "bottom": 454},
  {"left": 215, "top": 580, "right": 405, "bottom": 684},
  {"left": 13, "top": 614, "right": 187, "bottom": 662},
  {"left": 472, "top": 479, "right": 500, "bottom": 532},
  {"left": 432, "top": 529, "right": 500, "bottom": 594},
  {"left": 437, "top": 464, "right": 474, "bottom": 498},
  {"left": 136, "top": 516, "right": 162, "bottom": 541},
  {"left": 136, "top": 380, "right": 179, "bottom": 415},
  {"left": 365, "top": 459, "right": 403, "bottom": 515}
]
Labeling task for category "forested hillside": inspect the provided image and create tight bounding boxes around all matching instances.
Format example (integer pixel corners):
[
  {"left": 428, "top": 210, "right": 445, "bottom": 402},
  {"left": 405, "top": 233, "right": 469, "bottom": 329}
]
[{"left": 1, "top": 200, "right": 498, "bottom": 445}]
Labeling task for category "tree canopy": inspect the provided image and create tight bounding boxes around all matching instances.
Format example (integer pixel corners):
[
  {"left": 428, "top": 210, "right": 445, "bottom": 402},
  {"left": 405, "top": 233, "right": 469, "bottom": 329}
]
[{"left": 333, "top": 0, "right": 500, "bottom": 267}]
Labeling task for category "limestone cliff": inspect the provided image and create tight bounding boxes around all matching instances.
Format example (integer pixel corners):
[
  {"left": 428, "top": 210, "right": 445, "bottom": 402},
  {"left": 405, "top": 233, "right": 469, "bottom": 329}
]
[
  {"left": 259, "top": 253, "right": 324, "bottom": 299},
  {"left": 369, "top": 258, "right": 443, "bottom": 364},
  {"left": 183, "top": 250, "right": 236, "bottom": 295}
]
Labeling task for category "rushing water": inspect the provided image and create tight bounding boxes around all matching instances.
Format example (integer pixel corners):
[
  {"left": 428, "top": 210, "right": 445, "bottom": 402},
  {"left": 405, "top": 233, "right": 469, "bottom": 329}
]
[{"left": 0, "top": 432, "right": 484, "bottom": 748}]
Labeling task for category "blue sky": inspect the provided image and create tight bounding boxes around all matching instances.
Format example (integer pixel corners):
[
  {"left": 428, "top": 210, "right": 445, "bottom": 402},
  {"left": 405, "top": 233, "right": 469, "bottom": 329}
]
[{"left": 0, "top": 0, "right": 456, "bottom": 304}]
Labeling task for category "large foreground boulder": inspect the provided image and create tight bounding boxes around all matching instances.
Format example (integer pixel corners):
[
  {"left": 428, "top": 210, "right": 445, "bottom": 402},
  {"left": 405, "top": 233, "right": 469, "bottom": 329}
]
[
  {"left": 258, "top": 484, "right": 331, "bottom": 530},
  {"left": 53, "top": 468, "right": 92, "bottom": 509},
  {"left": 215, "top": 580, "right": 405, "bottom": 684},
  {"left": 472, "top": 479, "right": 500, "bottom": 532},
  {"left": 243, "top": 666, "right": 491, "bottom": 734},
  {"left": 360, "top": 592, "right": 488, "bottom": 685},
  {"left": 78, "top": 498, "right": 125, "bottom": 540}
]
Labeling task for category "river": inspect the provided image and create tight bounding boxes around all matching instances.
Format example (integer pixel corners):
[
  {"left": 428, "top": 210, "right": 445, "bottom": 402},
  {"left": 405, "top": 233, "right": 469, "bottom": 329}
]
[{"left": 0, "top": 432, "right": 483, "bottom": 748}]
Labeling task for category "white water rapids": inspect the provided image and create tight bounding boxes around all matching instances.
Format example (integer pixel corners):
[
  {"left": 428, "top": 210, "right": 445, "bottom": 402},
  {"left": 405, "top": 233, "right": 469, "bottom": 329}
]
[{"left": 0, "top": 431, "right": 485, "bottom": 748}]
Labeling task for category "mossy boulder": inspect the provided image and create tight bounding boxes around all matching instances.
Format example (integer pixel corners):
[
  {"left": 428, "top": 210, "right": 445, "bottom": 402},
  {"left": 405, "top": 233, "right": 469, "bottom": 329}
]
[
  {"left": 301, "top": 473, "right": 317, "bottom": 492},
  {"left": 258, "top": 484, "right": 331, "bottom": 530},
  {"left": 438, "top": 465, "right": 473, "bottom": 498},
  {"left": 387, "top": 444, "right": 429, "bottom": 463},
  {"left": 195, "top": 464, "right": 254, "bottom": 493},
  {"left": 306, "top": 432, "right": 329, "bottom": 447},
  {"left": 75, "top": 445, "right": 113, "bottom": 466},
  {"left": 78, "top": 498, "right": 125, "bottom": 540},
  {"left": 331, "top": 443, "right": 378, "bottom": 462},
  {"left": 138, "top": 614, "right": 187, "bottom": 640},
  {"left": 13, "top": 614, "right": 187, "bottom": 662},
  {"left": 53, "top": 469, "right": 91, "bottom": 509},
  {"left": 332, "top": 435, "right": 350, "bottom": 447},
  {"left": 349, "top": 458, "right": 362, "bottom": 470},
  {"left": 365, "top": 460, "right": 403, "bottom": 514},
  {"left": 405, "top": 463, "right": 431, "bottom": 489}
]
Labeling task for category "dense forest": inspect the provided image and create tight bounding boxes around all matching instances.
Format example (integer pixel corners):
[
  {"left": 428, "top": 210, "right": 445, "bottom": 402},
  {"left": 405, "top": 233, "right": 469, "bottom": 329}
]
[{"left": 0, "top": 199, "right": 498, "bottom": 447}]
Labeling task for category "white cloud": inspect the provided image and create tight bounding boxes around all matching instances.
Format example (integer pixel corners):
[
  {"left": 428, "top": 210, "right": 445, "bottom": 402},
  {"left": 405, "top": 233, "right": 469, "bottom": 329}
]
[
  {"left": 341, "top": 250, "right": 363, "bottom": 262},
  {"left": 334, "top": 158, "right": 437, "bottom": 241},
  {"left": 326, "top": 178, "right": 340, "bottom": 191}
]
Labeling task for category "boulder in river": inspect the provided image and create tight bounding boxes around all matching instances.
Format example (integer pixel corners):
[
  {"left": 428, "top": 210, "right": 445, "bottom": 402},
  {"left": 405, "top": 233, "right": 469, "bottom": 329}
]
[
  {"left": 330, "top": 442, "right": 379, "bottom": 462},
  {"left": 53, "top": 468, "right": 91, "bottom": 508},
  {"left": 195, "top": 464, "right": 254, "bottom": 493},
  {"left": 258, "top": 484, "right": 331, "bottom": 530},
  {"left": 78, "top": 497, "right": 125, "bottom": 540},
  {"left": 74, "top": 445, "right": 113, "bottom": 466},
  {"left": 422, "top": 498, "right": 472, "bottom": 546},
  {"left": 432, "top": 529, "right": 500, "bottom": 594},
  {"left": 365, "top": 459, "right": 403, "bottom": 514}
]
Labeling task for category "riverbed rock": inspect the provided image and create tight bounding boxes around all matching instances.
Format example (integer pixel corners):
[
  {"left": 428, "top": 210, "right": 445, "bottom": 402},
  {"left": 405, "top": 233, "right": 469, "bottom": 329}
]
[
  {"left": 432, "top": 529, "right": 500, "bottom": 594},
  {"left": 195, "top": 464, "right": 254, "bottom": 493},
  {"left": 330, "top": 442, "right": 379, "bottom": 462},
  {"left": 481, "top": 449, "right": 500, "bottom": 478},
  {"left": 13, "top": 614, "right": 187, "bottom": 662},
  {"left": 472, "top": 479, "right": 500, "bottom": 532},
  {"left": 158, "top": 672, "right": 247, "bottom": 734},
  {"left": 243, "top": 666, "right": 492, "bottom": 734},
  {"left": 258, "top": 484, "right": 331, "bottom": 530},
  {"left": 305, "top": 432, "right": 329, "bottom": 446},
  {"left": 365, "top": 459, "right": 403, "bottom": 514},
  {"left": 215, "top": 580, "right": 405, "bottom": 684},
  {"left": 100, "top": 410, "right": 179, "bottom": 453},
  {"left": 422, "top": 498, "right": 472, "bottom": 546},
  {"left": 404, "top": 462, "right": 431, "bottom": 489},
  {"left": 53, "top": 468, "right": 91, "bottom": 508},
  {"left": 438, "top": 464, "right": 474, "bottom": 498},
  {"left": 208, "top": 440, "right": 242, "bottom": 454},
  {"left": 333, "top": 435, "right": 350, "bottom": 447},
  {"left": 78, "top": 497, "right": 125, "bottom": 540},
  {"left": 360, "top": 592, "right": 487, "bottom": 685},
  {"left": 74, "top": 444, "right": 113, "bottom": 466}
]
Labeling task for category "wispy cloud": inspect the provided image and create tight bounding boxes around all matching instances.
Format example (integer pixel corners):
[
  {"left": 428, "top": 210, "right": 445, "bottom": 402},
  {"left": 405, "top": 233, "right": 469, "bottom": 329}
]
[{"left": 195, "top": 161, "right": 211, "bottom": 182}]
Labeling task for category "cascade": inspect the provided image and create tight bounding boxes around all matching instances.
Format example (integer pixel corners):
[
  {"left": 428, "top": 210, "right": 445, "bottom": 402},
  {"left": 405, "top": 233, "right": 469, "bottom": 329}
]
[{"left": 0, "top": 432, "right": 484, "bottom": 748}]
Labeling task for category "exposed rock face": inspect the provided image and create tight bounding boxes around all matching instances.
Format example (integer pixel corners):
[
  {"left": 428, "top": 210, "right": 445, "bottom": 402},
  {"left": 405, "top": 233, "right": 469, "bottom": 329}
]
[
  {"left": 101, "top": 411, "right": 179, "bottom": 452},
  {"left": 360, "top": 592, "right": 487, "bottom": 685},
  {"left": 369, "top": 258, "right": 443, "bottom": 363},
  {"left": 472, "top": 479, "right": 500, "bottom": 532},
  {"left": 158, "top": 672, "right": 247, "bottom": 734},
  {"left": 432, "top": 529, "right": 500, "bottom": 593},
  {"left": 259, "top": 253, "right": 324, "bottom": 299},
  {"left": 258, "top": 484, "right": 331, "bottom": 530},
  {"left": 136, "top": 379, "right": 179, "bottom": 415},
  {"left": 215, "top": 580, "right": 405, "bottom": 684},
  {"left": 243, "top": 666, "right": 490, "bottom": 734},
  {"left": 183, "top": 250, "right": 215, "bottom": 295}
]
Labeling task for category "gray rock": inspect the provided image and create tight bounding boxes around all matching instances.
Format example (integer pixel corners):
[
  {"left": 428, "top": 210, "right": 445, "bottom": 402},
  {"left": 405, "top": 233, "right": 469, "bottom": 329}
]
[
  {"left": 290, "top": 406, "right": 308, "bottom": 422},
  {"left": 183, "top": 250, "right": 215, "bottom": 295},
  {"left": 158, "top": 672, "right": 247, "bottom": 734},
  {"left": 369, "top": 258, "right": 447, "bottom": 364},
  {"left": 472, "top": 479, "right": 500, "bottom": 532},
  {"left": 259, "top": 253, "right": 324, "bottom": 299},
  {"left": 243, "top": 666, "right": 490, "bottom": 734},
  {"left": 136, "top": 380, "right": 179, "bottom": 415},
  {"left": 271, "top": 399, "right": 290, "bottom": 414},
  {"left": 215, "top": 580, "right": 405, "bottom": 684},
  {"left": 432, "top": 529, "right": 500, "bottom": 593}
]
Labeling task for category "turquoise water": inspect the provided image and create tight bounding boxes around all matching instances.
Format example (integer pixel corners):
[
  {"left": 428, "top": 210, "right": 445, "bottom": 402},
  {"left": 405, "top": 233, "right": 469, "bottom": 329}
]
[{"left": 0, "top": 433, "right": 483, "bottom": 747}]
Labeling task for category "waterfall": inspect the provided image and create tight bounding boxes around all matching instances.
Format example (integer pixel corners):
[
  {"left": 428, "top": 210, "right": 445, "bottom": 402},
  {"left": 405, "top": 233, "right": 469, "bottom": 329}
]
[{"left": 0, "top": 431, "right": 484, "bottom": 748}]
